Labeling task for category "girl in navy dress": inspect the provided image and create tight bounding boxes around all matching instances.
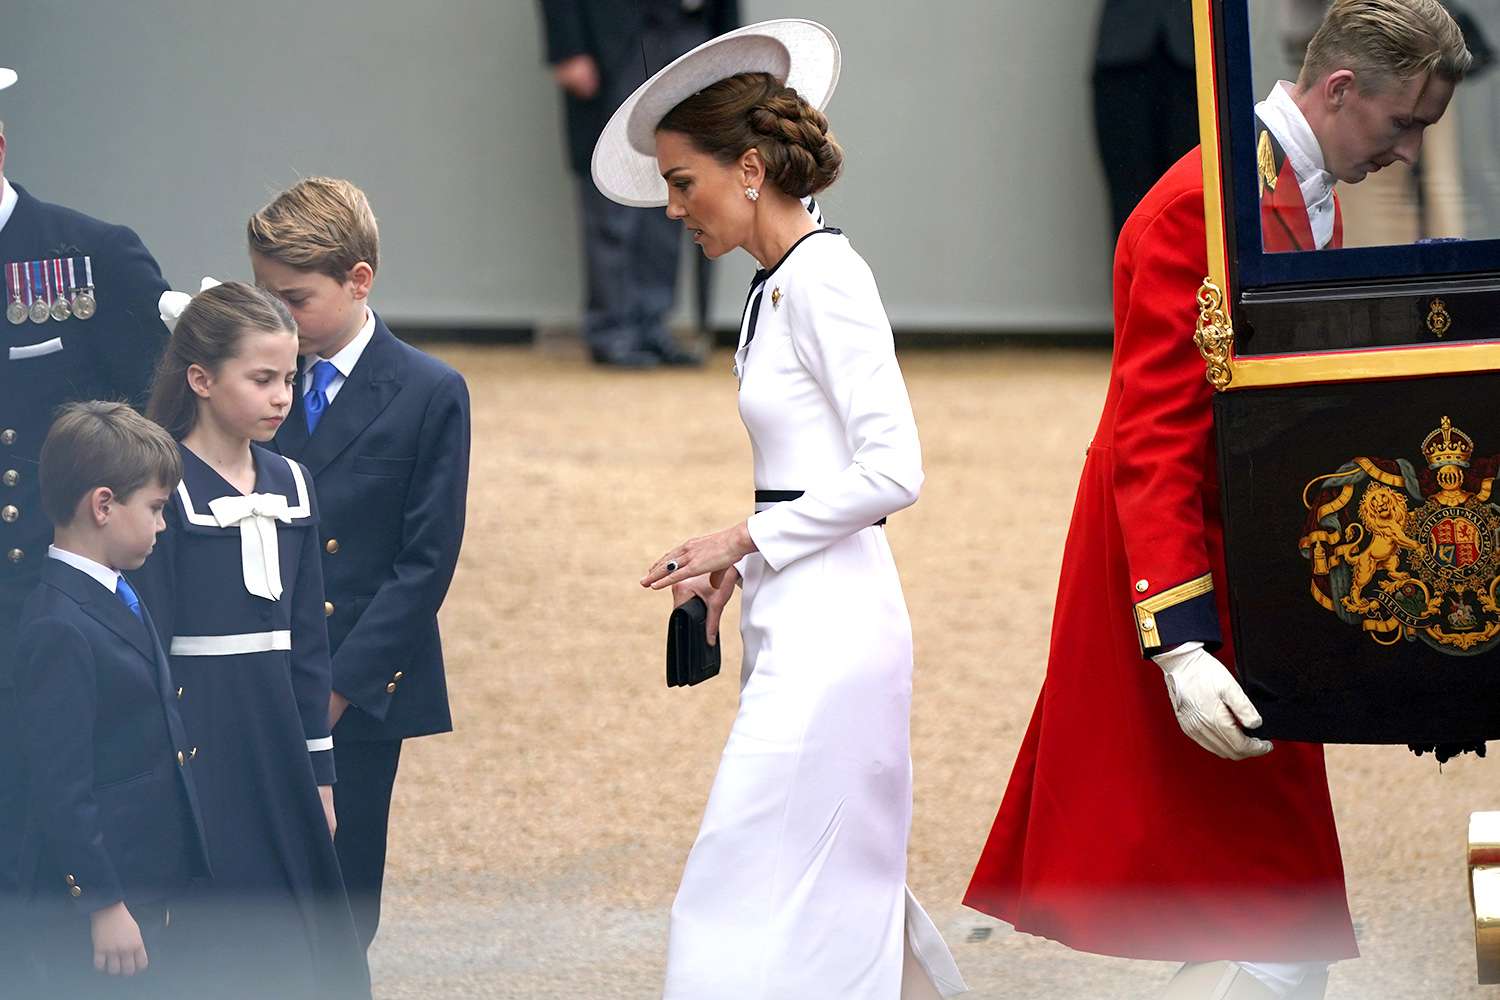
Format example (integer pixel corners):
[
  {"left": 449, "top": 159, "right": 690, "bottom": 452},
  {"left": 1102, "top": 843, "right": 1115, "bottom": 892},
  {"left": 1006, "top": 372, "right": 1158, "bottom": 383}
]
[{"left": 138, "top": 282, "right": 368, "bottom": 999}]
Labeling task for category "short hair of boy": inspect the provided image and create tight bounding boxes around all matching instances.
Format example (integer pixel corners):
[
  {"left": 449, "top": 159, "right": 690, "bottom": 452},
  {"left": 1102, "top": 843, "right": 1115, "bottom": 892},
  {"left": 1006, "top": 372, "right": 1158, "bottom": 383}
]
[
  {"left": 1300, "top": 0, "right": 1472, "bottom": 93},
  {"left": 39, "top": 401, "right": 182, "bottom": 526},
  {"left": 247, "top": 177, "right": 381, "bottom": 280}
]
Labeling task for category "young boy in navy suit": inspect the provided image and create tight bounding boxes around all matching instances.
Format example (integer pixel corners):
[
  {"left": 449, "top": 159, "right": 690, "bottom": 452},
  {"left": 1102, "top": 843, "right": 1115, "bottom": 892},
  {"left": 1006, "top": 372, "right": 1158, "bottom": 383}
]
[
  {"left": 248, "top": 178, "right": 470, "bottom": 959},
  {"left": 15, "top": 401, "right": 209, "bottom": 996}
]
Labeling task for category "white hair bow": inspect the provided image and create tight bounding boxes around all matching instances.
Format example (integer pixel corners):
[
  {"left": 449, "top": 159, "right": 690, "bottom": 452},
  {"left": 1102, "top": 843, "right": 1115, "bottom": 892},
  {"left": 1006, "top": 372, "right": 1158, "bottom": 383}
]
[
  {"left": 158, "top": 276, "right": 225, "bottom": 332},
  {"left": 208, "top": 492, "right": 291, "bottom": 601}
]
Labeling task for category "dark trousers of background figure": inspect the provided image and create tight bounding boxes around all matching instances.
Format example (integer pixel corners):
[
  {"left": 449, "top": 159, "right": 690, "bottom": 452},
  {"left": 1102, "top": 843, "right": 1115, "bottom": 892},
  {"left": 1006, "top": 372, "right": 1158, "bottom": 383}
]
[
  {"left": 1092, "top": 37, "right": 1200, "bottom": 239},
  {"left": 575, "top": 15, "right": 712, "bottom": 359},
  {"left": 332, "top": 739, "right": 403, "bottom": 953},
  {"left": 578, "top": 177, "right": 684, "bottom": 358}
]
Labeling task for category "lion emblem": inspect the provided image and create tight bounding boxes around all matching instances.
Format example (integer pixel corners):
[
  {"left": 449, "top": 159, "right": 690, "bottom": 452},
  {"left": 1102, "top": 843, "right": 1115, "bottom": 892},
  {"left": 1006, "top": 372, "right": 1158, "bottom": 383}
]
[{"left": 1335, "top": 484, "right": 1422, "bottom": 613}]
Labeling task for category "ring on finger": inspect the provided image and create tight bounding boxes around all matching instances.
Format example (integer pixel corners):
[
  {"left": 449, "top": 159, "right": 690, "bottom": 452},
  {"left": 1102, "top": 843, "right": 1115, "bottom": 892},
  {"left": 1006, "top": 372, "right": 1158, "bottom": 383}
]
[{"left": 666, "top": 560, "right": 679, "bottom": 573}]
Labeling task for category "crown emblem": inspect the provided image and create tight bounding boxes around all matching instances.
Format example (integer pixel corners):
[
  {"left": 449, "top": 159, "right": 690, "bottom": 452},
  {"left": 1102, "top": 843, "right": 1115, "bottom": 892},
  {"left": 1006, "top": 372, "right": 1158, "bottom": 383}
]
[{"left": 1423, "top": 415, "right": 1474, "bottom": 468}]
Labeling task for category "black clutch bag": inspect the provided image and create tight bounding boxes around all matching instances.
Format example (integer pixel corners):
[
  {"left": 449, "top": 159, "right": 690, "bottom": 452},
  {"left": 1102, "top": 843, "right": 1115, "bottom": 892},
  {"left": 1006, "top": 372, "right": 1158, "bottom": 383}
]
[{"left": 666, "top": 596, "right": 721, "bottom": 688}]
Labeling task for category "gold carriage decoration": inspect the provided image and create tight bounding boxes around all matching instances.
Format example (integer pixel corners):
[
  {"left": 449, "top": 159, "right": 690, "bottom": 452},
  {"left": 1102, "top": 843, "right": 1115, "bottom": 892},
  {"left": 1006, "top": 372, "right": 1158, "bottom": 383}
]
[{"left": 1300, "top": 418, "right": 1500, "bottom": 654}]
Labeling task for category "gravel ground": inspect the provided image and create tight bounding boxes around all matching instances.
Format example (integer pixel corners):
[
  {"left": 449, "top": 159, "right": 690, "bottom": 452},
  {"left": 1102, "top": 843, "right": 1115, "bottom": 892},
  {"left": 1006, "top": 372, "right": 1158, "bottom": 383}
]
[{"left": 365, "top": 339, "right": 1497, "bottom": 999}]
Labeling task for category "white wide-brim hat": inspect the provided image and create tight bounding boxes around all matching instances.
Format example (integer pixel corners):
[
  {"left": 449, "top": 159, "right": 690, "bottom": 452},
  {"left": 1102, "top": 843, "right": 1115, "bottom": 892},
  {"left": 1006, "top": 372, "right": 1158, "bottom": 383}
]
[
  {"left": 591, "top": 19, "right": 840, "bottom": 208},
  {"left": 0, "top": 69, "right": 17, "bottom": 91}
]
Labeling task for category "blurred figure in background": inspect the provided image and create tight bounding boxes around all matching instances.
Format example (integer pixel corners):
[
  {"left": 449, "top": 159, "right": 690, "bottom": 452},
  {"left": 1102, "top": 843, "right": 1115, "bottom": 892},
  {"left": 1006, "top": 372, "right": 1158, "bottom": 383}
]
[
  {"left": 1456, "top": 1, "right": 1500, "bottom": 235},
  {"left": 1092, "top": 0, "right": 1200, "bottom": 238},
  {"left": 540, "top": 0, "right": 739, "bottom": 368}
]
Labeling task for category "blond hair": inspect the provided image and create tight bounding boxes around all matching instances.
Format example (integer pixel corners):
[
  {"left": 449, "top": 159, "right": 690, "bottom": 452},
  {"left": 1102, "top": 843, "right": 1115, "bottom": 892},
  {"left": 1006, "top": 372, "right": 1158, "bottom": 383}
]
[
  {"left": 40, "top": 401, "right": 182, "bottom": 526},
  {"left": 247, "top": 176, "right": 380, "bottom": 280},
  {"left": 1299, "top": 0, "right": 1472, "bottom": 92}
]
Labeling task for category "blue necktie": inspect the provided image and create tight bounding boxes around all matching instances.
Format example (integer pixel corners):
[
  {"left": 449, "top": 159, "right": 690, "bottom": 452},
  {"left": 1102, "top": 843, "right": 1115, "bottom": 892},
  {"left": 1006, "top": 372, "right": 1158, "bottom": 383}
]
[
  {"left": 116, "top": 575, "right": 143, "bottom": 621},
  {"left": 303, "top": 360, "right": 339, "bottom": 435}
]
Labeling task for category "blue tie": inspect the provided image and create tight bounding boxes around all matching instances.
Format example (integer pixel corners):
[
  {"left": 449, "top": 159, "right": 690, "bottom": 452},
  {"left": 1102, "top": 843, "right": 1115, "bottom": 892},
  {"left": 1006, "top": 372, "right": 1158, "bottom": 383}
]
[
  {"left": 115, "top": 575, "right": 143, "bottom": 621},
  {"left": 303, "top": 360, "right": 339, "bottom": 435}
]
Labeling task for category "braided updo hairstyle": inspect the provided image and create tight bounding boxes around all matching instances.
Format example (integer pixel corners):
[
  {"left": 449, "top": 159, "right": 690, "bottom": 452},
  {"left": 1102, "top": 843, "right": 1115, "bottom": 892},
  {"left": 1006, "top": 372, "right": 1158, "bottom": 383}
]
[{"left": 657, "top": 72, "right": 843, "bottom": 198}]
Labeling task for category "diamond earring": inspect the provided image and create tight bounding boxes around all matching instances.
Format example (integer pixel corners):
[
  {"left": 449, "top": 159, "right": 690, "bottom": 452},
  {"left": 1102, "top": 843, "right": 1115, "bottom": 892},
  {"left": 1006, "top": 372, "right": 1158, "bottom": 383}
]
[{"left": 744, "top": 187, "right": 760, "bottom": 202}]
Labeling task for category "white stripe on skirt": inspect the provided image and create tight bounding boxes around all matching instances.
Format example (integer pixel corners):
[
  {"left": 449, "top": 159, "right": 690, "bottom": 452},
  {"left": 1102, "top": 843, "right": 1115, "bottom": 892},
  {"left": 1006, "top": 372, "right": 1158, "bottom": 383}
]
[{"left": 170, "top": 630, "right": 292, "bottom": 656}]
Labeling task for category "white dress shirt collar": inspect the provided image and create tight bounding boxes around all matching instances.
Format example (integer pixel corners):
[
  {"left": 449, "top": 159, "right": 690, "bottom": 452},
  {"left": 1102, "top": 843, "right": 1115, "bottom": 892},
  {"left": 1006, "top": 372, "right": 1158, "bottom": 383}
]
[
  {"left": 48, "top": 544, "right": 121, "bottom": 594},
  {"left": 1256, "top": 81, "right": 1338, "bottom": 249},
  {"left": 301, "top": 307, "right": 375, "bottom": 406},
  {"left": 0, "top": 178, "right": 18, "bottom": 238}
]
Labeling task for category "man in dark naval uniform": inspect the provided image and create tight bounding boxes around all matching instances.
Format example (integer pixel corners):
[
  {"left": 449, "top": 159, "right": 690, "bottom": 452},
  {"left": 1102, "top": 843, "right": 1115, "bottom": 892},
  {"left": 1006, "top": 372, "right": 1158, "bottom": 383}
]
[{"left": 0, "top": 68, "right": 172, "bottom": 931}]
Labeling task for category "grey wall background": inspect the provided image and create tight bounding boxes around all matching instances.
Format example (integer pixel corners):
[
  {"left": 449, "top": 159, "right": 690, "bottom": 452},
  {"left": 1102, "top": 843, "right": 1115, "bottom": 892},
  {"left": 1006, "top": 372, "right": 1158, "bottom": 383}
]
[{"left": 3, "top": 1, "right": 1116, "bottom": 332}]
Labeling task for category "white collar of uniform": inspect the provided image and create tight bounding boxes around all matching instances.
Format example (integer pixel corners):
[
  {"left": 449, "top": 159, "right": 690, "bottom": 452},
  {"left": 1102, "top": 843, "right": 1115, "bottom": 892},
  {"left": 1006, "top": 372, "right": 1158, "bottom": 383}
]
[
  {"left": 0, "top": 178, "right": 17, "bottom": 237},
  {"left": 1256, "top": 81, "right": 1337, "bottom": 246},
  {"left": 48, "top": 544, "right": 121, "bottom": 594},
  {"left": 303, "top": 306, "right": 375, "bottom": 379}
]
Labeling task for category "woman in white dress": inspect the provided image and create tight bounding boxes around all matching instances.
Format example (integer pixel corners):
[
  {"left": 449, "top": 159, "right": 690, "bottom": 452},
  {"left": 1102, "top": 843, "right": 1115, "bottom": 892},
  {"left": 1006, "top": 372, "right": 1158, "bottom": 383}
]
[{"left": 593, "top": 20, "right": 967, "bottom": 1000}]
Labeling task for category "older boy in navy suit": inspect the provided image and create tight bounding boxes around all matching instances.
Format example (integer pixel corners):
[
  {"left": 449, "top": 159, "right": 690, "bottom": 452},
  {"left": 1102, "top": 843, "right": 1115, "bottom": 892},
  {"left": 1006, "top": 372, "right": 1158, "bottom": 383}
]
[
  {"left": 15, "top": 402, "right": 209, "bottom": 996},
  {"left": 249, "top": 178, "right": 470, "bottom": 958}
]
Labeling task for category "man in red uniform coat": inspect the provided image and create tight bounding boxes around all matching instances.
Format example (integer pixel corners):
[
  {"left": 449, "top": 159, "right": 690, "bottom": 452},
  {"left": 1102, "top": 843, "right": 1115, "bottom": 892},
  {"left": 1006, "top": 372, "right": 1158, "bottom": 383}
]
[{"left": 965, "top": 3, "right": 1470, "bottom": 998}]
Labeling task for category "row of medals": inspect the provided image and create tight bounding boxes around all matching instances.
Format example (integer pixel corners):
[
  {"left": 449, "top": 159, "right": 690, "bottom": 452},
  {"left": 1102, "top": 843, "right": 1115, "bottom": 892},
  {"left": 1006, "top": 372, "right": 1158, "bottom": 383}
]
[{"left": 7, "top": 259, "right": 97, "bottom": 325}]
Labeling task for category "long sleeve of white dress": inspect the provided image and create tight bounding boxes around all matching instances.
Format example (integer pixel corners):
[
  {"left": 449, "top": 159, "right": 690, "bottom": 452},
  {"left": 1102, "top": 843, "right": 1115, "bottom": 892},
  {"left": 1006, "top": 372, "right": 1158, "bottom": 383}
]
[{"left": 744, "top": 250, "right": 923, "bottom": 572}]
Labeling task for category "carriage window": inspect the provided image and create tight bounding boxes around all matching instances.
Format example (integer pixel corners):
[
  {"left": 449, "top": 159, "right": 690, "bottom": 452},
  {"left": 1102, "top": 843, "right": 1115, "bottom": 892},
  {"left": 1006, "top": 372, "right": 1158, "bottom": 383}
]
[{"left": 1248, "top": 0, "right": 1500, "bottom": 254}]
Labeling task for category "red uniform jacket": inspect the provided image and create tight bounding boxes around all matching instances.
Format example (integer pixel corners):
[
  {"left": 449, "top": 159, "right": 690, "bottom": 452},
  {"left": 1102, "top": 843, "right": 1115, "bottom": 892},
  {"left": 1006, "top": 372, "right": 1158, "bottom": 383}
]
[
  {"left": 963, "top": 149, "right": 1358, "bottom": 961},
  {"left": 1259, "top": 117, "right": 1344, "bottom": 252}
]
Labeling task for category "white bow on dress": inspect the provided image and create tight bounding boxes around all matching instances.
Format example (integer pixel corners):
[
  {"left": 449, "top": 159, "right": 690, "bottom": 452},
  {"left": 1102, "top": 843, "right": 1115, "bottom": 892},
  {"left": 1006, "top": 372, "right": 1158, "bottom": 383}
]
[{"left": 208, "top": 492, "right": 291, "bottom": 601}]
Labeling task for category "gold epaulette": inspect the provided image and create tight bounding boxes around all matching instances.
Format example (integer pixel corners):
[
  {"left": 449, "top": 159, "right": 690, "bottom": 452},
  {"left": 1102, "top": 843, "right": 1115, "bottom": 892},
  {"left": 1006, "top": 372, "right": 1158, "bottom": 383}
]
[{"left": 1257, "top": 129, "right": 1277, "bottom": 197}]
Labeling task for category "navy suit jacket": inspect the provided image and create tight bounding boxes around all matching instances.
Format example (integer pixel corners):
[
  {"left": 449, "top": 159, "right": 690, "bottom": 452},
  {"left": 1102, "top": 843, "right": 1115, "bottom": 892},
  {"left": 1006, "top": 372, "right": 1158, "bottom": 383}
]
[
  {"left": 13, "top": 559, "right": 210, "bottom": 912},
  {"left": 0, "top": 183, "right": 171, "bottom": 673},
  {"left": 274, "top": 314, "right": 470, "bottom": 744}
]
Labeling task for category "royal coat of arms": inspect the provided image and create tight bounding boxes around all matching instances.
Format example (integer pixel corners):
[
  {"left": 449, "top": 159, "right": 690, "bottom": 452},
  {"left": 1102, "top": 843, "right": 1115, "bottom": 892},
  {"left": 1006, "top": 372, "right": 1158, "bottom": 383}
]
[{"left": 1300, "top": 417, "right": 1500, "bottom": 653}]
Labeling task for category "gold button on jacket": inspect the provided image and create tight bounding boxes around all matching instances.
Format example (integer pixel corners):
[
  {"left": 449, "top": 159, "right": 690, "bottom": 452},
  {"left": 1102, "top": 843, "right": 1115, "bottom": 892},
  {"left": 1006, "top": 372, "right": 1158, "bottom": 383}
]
[
  {"left": 385, "top": 682, "right": 397, "bottom": 694},
  {"left": 2, "top": 470, "right": 17, "bottom": 487},
  {"left": 1, "top": 505, "right": 18, "bottom": 523},
  {"left": 325, "top": 538, "right": 340, "bottom": 554},
  {"left": 324, "top": 601, "right": 335, "bottom": 617},
  {"left": 7, "top": 548, "right": 23, "bottom": 564}
]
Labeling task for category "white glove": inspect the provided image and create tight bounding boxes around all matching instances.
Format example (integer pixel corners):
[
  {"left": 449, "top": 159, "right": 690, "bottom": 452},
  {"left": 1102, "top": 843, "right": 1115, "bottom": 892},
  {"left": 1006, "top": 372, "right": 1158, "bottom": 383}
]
[{"left": 1152, "top": 642, "right": 1273, "bottom": 760}]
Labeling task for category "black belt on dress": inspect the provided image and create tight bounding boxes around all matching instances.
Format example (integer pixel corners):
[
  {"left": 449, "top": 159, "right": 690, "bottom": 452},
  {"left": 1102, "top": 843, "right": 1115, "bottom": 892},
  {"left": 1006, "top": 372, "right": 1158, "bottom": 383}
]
[{"left": 753, "top": 490, "right": 886, "bottom": 526}]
